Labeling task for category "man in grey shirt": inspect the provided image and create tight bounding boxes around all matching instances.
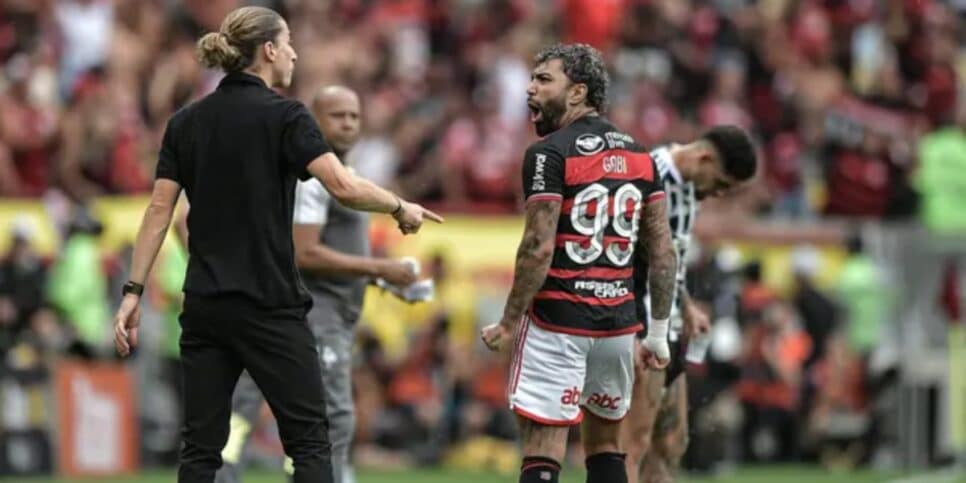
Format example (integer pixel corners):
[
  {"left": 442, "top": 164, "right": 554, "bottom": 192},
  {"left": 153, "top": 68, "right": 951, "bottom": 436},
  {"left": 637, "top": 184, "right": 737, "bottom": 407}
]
[{"left": 215, "top": 85, "right": 418, "bottom": 483}]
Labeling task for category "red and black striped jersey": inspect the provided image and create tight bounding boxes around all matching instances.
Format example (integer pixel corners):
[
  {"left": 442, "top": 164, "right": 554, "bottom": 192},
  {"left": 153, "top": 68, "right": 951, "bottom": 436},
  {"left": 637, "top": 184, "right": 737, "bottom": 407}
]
[{"left": 521, "top": 116, "right": 665, "bottom": 337}]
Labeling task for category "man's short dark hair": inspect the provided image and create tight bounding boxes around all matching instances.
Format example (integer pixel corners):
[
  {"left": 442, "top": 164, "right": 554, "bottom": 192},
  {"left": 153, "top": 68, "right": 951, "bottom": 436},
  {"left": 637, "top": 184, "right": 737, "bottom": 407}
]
[
  {"left": 534, "top": 43, "right": 610, "bottom": 112},
  {"left": 702, "top": 125, "right": 757, "bottom": 181}
]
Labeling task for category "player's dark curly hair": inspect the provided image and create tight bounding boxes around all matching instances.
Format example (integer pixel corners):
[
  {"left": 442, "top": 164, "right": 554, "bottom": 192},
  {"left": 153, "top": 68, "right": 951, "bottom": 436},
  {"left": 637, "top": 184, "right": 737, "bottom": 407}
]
[
  {"left": 534, "top": 43, "right": 610, "bottom": 112},
  {"left": 702, "top": 125, "right": 757, "bottom": 181}
]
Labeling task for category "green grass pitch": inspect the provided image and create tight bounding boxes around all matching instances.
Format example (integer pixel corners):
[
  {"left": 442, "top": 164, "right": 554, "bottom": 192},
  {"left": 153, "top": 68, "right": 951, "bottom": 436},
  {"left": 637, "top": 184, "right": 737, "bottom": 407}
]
[{"left": 1, "top": 466, "right": 927, "bottom": 483}]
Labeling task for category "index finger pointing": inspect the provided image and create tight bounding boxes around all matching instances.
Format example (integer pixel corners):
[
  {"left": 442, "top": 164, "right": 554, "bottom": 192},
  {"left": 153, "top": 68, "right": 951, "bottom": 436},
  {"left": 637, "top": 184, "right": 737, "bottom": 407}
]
[{"left": 423, "top": 209, "right": 445, "bottom": 224}]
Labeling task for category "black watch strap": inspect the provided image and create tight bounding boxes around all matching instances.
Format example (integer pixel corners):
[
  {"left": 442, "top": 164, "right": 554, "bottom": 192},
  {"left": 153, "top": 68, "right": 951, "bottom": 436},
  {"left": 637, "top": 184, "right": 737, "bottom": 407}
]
[{"left": 122, "top": 281, "right": 144, "bottom": 297}]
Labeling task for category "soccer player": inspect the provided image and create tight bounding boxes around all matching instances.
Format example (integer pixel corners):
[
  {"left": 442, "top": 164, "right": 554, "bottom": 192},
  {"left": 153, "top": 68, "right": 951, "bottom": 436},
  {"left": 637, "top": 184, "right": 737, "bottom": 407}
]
[
  {"left": 480, "top": 43, "right": 677, "bottom": 483},
  {"left": 622, "top": 126, "right": 757, "bottom": 483},
  {"left": 112, "top": 7, "right": 441, "bottom": 483},
  {"left": 213, "top": 85, "right": 420, "bottom": 483}
]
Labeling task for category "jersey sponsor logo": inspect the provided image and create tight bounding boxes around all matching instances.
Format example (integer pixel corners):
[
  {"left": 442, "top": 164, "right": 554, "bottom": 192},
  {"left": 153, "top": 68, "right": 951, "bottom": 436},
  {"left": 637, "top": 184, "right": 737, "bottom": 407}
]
[
  {"left": 574, "top": 280, "right": 630, "bottom": 299},
  {"left": 531, "top": 153, "right": 547, "bottom": 191},
  {"left": 575, "top": 133, "right": 605, "bottom": 155},
  {"left": 605, "top": 131, "right": 634, "bottom": 149},
  {"left": 560, "top": 386, "right": 581, "bottom": 406},
  {"left": 602, "top": 154, "right": 627, "bottom": 174},
  {"left": 587, "top": 392, "right": 622, "bottom": 410}
]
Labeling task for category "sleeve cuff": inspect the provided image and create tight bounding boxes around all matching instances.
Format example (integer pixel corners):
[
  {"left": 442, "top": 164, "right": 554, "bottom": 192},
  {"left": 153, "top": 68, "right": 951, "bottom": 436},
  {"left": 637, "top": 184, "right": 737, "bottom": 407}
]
[
  {"left": 525, "top": 193, "right": 563, "bottom": 204},
  {"left": 645, "top": 191, "right": 666, "bottom": 204},
  {"left": 296, "top": 148, "right": 332, "bottom": 181},
  {"left": 155, "top": 172, "right": 180, "bottom": 183}
]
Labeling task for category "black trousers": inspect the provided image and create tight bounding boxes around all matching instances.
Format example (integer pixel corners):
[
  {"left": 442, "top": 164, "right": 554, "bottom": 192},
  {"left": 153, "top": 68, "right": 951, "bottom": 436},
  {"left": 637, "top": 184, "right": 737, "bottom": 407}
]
[{"left": 177, "top": 294, "right": 332, "bottom": 483}]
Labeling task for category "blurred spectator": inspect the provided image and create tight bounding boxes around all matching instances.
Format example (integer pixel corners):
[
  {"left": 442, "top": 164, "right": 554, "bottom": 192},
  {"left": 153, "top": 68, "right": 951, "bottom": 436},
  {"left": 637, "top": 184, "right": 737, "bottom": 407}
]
[
  {"left": 914, "top": 96, "right": 966, "bottom": 233},
  {"left": 46, "top": 210, "right": 109, "bottom": 357},
  {"left": 699, "top": 51, "right": 753, "bottom": 131},
  {"left": 55, "top": 0, "right": 113, "bottom": 97},
  {"left": 0, "top": 0, "right": 48, "bottom": 62},
  {"left": 790, "top": 245, "right": 839, "bottom": 369},
  {"left": 562, "top": 0, "right": 625, "bottom": 51},
  {"left": 805, "top": 332, "right": 871, "bottom": 469},
  {"left": 836, "top": 234, "right": 890, "bottom": 357},
  {"left": 0, "top": 217, "right": 47, "bottom": 352},
  {"left": 739, "top": 260, "right": 776, "bottom": 323},
  {"left": 145, "top": 30, "right": 209, "bottom": 125},
  {"left": 0, "top": 53, "right": 58, "bottom": 197},
  {"left": 57, "top": 68, "right": 150, "bottom": 201},
  {"left": 738, "top": 302, "right": 812, "bottom": 462},
  {"left": 377, "top": 318, "right": 449, "bottom": 465},
  {"left": 438, "top": 90, "right": 520, "bottom": 204}
]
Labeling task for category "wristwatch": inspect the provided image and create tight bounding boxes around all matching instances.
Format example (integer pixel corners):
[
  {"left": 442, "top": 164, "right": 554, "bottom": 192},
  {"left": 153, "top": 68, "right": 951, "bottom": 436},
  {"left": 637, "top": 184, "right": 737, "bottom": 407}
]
[{"left": 122, "top": 281, "right": 144, "bottom": 297}]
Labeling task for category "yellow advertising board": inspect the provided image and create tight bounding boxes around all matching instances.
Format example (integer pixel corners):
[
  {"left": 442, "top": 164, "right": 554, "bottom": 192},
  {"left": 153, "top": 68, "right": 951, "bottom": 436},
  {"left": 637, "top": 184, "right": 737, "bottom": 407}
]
[{"left": 0, "top": 196, "right": 846, "bottom": 293}]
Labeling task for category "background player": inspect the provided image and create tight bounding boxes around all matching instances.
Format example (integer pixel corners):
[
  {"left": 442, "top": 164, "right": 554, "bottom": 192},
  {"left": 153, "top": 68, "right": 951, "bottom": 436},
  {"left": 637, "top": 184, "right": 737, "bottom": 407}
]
[
  {"left": 480, "top": 43, "right": 677, "bottom": 483},
  {"left": 623, "top": 126, "right": 757, "bottom": 483},
  {"left": 214, "top": 85, "right": 422, "bottom": 483}
]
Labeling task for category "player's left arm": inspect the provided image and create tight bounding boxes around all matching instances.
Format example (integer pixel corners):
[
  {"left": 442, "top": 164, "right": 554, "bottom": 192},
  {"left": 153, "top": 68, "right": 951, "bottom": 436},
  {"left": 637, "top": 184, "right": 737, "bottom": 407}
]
[
  {"left": 637, "top": 193, "right": 677, "bottom": 367},
  {"left": 498, "top": 198, "right": 562, "bottom": 329}
]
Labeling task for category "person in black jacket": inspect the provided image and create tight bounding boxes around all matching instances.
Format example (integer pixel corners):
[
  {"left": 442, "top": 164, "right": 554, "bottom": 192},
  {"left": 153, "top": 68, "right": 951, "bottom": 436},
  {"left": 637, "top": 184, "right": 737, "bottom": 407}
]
[{"left": 111, "top": 6, "right": 441, "bottom": 483}]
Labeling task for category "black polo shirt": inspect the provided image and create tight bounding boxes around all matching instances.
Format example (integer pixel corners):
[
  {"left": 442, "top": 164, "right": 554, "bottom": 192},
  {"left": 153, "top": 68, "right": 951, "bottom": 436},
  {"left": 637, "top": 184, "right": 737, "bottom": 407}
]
[{"left": 156, "top": 72, "right": 331, "bottom": 309}]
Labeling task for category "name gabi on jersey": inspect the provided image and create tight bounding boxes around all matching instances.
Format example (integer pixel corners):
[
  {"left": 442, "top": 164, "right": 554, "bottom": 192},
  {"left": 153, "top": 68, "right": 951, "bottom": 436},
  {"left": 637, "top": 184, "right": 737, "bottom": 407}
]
[
  {"left": 602, "top": 154, "right": 627, "bottom": 174},
  {"left": 574, "top": 280, "right": 629, "bottom": 298},
  {"left": 531, "top": 153, "right": 547, "bottom": 191}
]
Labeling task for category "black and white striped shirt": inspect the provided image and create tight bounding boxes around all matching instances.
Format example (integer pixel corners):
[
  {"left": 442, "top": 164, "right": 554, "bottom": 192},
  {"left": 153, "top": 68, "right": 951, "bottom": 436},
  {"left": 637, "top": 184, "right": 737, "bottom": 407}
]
[{"left": 634, "top": 146, "right": 698, "bottom": 336}]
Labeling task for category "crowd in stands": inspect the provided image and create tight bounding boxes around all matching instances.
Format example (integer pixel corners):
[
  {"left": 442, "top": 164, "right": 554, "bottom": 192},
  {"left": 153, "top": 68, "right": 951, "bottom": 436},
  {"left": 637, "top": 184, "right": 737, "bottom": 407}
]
[
  {"left": 0, "top": 0, "right": 963, "bottom": 476},
  {"left": 0, "top": 0, "right": 963, "bottom": 218}
]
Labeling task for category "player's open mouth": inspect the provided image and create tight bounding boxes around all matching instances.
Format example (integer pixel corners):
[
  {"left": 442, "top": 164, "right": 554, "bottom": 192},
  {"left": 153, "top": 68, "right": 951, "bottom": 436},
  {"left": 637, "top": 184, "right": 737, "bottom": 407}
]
[{"left": 528, "top": 101, "right": 541, "bottom": 123}]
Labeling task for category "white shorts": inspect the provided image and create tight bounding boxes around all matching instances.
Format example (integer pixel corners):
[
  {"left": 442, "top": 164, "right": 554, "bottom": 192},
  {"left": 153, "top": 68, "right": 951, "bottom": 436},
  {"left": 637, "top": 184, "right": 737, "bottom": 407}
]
[{"left": 508, "top": 316, "right": 636, "bottom": 425}]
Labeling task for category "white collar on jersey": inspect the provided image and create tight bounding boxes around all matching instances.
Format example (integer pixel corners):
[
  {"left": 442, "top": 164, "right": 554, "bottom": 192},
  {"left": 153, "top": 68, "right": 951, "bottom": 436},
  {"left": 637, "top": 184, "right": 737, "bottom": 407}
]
[
  {"left": 666, "top": 154, "right": 684, "bottom": 184},
  {"left": 653, "top": 145, "right": 685, "bottom": 184}
]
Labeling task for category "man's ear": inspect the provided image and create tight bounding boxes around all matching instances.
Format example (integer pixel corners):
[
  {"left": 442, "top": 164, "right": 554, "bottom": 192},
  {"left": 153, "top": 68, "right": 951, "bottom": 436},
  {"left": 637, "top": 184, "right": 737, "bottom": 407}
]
[
  {"left": 699, "top": 151, "right": 715, "bottom": 167},
  {"left": 698, "top": 145, "right": 720, "bottom": 167},
  {"left": 263, "top": 41, "right": 277, "bottom": 62},
  {"left": 568, "top": 83, "right": 588, "bottom": 107}
]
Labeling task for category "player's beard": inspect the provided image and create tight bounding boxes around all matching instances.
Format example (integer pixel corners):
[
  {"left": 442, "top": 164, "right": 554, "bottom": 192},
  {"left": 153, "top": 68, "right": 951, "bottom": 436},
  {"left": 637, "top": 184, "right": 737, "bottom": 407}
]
[{"left": 534, "top": 95, "right": 567, "bottom": 137}]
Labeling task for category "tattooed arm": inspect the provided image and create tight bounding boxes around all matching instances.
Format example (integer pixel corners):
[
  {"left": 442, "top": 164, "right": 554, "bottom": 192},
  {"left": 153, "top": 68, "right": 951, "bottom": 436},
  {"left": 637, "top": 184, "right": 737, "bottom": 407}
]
[
  {"left": 502, "top": 199, "right": 561, "bottom": 325},
  {"left": 637, "top": 197, "right": 677, "bottom": 365},
  {"left": 639, "top": 197, "right": 676, "bottom": 319},
  {"left": 481, "top": 199, "right": 561, "bottom": 350}
]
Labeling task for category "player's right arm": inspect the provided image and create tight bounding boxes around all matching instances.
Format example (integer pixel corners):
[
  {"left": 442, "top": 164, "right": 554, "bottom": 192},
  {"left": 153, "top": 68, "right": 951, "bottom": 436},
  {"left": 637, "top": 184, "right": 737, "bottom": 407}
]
[
  {"left": 174, "top": 195, "right": 189, "bottom": 249},
  {"left": 283, "top": 102, "right": 442, "bottom": 233},
  {"left": 636, "top": 194, "right": 677, "bottom": 367},
  {"left": 292, "top": 180, "right": 416, "bottom": 286},
  {"left": 482, "top": 144, "right": 564, "bottom": 351}
]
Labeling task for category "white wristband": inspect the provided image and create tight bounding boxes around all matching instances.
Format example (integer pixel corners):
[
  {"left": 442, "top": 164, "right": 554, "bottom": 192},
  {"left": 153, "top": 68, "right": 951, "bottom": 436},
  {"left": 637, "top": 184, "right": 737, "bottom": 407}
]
[{"left": 647, "top": 317, "right": 669, "bottom": 340}]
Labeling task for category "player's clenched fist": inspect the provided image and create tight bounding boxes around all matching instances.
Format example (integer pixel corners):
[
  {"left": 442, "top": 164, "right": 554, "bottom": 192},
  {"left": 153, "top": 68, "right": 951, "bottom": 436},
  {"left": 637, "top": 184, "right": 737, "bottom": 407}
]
[
  {"left": 639, "top": 334, "right": 670, "bottom": 369},
  {"left": 480, "top": 322, "right": 513, "bottom": 351}
]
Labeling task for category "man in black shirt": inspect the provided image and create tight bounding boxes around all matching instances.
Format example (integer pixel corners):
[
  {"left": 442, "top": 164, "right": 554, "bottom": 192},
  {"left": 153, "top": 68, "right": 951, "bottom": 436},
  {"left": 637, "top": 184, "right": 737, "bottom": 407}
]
[{"left": 111, "top": 7, "right": 440, "bottom": 483}]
